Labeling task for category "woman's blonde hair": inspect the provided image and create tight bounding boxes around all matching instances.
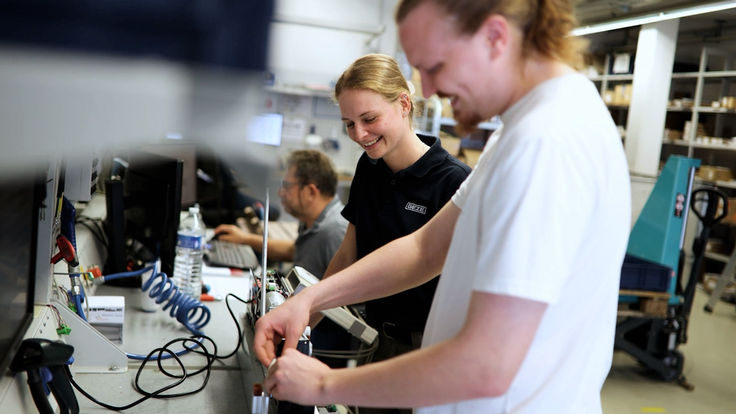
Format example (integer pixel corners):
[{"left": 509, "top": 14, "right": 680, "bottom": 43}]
[
  {"left": 334, "top": 53, "right": 414, "bottom": 122},
  {"left": 396, "top": 0, "right": 587, "bottom": 69}
]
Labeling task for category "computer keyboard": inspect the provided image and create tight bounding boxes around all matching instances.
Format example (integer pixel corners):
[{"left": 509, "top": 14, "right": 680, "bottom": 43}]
[{"left": 205, "top": 240, "right": 259, "bottom": 270}]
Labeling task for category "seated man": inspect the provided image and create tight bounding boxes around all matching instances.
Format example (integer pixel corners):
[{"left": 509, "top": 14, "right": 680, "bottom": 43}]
[{"left": 214, "top": 150, "right": 347, "bottom": 279}]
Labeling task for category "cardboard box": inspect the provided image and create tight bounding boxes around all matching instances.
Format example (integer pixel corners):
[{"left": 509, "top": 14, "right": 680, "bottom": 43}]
[
  {"left": 723, "top": 198, "right": 736, "bottom": 225},
  {"left": 460, "top": 148, "right": 482, "bottom": 168},
  {"left": 411, "top": 68, "right": 423, "bottom": 99},
  {"left": 611, "top": 83, "right": 632, "bottom": 106},
  {"left": 439, "top": 135, "right": 461, "bottom": 157},
  {"left": 698, "top": 166, "right": 734, "bottom": 182},
  {"left": 440, "top": 98, "right": 453, "bottom": 118},
  {"left": 663, "top": 129, "right": 683, "bottom": 141}
]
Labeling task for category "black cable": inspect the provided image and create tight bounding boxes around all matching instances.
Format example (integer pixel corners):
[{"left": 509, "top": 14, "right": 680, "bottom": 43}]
[
  {"left": 135, "top": 336, "right": 217, "bottom": 399},
  {"left": 215, "top": 293, "right": 252, "bottom": 360},
  {"left": 67, "top": 293, "right": 253, "bottom": 410},
  {"left": 66, "top": 339, "right": 196, "bottom": 411},
  {"left": 75, "top": 216, "right": 109, "bottom": 248}
]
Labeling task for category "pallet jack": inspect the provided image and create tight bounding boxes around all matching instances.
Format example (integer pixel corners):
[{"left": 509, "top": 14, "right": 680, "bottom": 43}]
[{"left": 615, "top": 155, "right": 729, "bottom": 390}]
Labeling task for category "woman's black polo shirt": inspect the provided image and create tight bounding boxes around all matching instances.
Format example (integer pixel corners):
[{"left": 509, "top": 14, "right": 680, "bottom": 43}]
[{"left": 342, "top": 134, "right": 471, "bottom": 333}]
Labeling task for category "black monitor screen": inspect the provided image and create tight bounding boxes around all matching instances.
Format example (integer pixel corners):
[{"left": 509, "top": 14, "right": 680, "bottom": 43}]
[
  {"left": 105, "top": 150, "right": 182, "bottom": 277},
  {"left": 0, "top": 174, "right": 41, "bottom": 375}
]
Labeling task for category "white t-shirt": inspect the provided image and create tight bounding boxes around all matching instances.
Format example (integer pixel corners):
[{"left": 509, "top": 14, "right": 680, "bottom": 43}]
[{"left": 418, "top": 73, "right": 631, "bottom": 414}]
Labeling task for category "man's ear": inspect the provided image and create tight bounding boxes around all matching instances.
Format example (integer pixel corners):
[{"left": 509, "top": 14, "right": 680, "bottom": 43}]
[
  {"left": 479, "top": 14, "right": 510, "bottom": 61},
  {"left": 303, "top": 183, "right": 319, "bottom": 199}
]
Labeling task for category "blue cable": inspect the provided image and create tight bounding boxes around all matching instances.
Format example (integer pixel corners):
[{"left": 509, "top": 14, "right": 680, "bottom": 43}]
[
  {"left": 68, "top": 274, "right": 87, "bottom": 321},
  {"left": 97, "top": 264, "right": 211, "bottom": 360},
  {"left": 141, "top": 268, "right": 211, "bottom": 336},
  {"left": 99, "top": 263, "right": 211, "bottom": 336},
  {"left": 102, "top": 267, "right": 151, "bottom": 281},
  {"left": 125, "top": 342, "right": 200, "bottom": 361}
]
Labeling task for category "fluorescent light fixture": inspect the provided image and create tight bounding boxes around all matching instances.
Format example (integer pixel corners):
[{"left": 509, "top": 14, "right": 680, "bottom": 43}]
[{"left": 572, "top": 0, "right": 736, "bottom": 36}]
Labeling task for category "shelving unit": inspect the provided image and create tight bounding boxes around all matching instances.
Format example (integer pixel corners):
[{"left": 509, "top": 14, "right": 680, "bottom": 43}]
[
  {"left": 585, "top": 23, "right": 736, "bottom": 289},
  {"left": 413, "top": 97, "right": 500, "bottom": 142},
  {"left": 665, "top": 47, "right": 736, "bottom": 151},
  {"left": 413, "top": 96, "right": 442, "bottom": 137},
  {"left": 661, "top": 47, "right": 736, "bottom": 201},
  {"left": 589, "top": 54, "right": 634, "bottom": 139}
]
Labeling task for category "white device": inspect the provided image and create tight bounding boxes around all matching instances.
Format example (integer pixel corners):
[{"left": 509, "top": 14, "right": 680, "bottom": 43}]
[
  {"left": 64, "top": 152, "right": 102, "bottom": 202},
  {"left": 86, "top": 296, "right": 125, "bottom": 344},
  {"left": 280, "top": 266, "right": 378, "bottom": 346}
]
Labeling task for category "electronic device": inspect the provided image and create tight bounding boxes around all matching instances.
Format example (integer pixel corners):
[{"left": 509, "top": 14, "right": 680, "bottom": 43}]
[
  {"left": 0, "top": 172, "right": 43, "bottom": 376},
  {"left": 205, "top": 239, "right": 259, "bottom": 270},
  {"left": 104, "top": 150, "right": 183, "bottom": 277},
  {"left": 10, "top": 339, "right": 78, "bottom": 414},
  {"left": 244, "top": 192, "right": 377, "bottom": 346},
  {"left": 64, "top": 151, "right": 102, "bottom": 202},
  {"left": 139, "top": 142, "right": 198, "bottom": 207},
  {"left": 247, "top": 113, "right": 283, "bottom": 147},
  {"left": 280, "top": 267, "right": 378, "bottom": 346}
]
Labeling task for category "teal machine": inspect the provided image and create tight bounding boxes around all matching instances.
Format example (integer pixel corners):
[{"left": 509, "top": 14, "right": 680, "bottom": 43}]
[
  {"left": 625, "top": 156, "right": 700, "bottom": 305},
  {"left": 615, "top": 155, "right": 730, "bottom": 389},
  {"left": 615, "top": 156, "right": 700, "bottom": 388}
]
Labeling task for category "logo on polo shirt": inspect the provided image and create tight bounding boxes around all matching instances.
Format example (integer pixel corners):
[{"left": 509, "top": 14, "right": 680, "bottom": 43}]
[{"left": 405, "top": 202, "right": 427, "bottom": 215}]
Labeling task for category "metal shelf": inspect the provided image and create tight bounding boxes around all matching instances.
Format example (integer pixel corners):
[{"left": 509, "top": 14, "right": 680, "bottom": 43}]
[
  {"left": 662, "top": 139, "right": 736, "bottom": 152},
  {"left": 265, "top": 84, "right": 332, "bottom": 98},
  {"left": 694, "top": 106, "right": 736, "bottom": 114},
  {"left": 705, "top": 251, "right": 731, "bottom": 263},
  {"left": 439, "top": 117, "right": 501, "bottom": 130}
]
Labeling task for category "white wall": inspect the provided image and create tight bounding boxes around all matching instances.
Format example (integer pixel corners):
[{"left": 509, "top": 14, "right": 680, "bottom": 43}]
[
  {"left": 255, "top": 0, "right": 402, "bottom": 176},
  {"left": 267, "top": 0, "right": 399, "bottom": 87}
]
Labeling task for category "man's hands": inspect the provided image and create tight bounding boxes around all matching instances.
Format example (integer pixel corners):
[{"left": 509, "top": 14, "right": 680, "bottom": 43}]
[
  {"left": 264, "top": 348, "right": 332, "bottom": 405},
  {"left": 253, "top": 292, "right": 312, "bottom": 366},
  {"left": 213, "top": 224, "right": 251, "bottom": 244},
  {"left": 255, "top": 291, "right": 331, "bottom": 406}
]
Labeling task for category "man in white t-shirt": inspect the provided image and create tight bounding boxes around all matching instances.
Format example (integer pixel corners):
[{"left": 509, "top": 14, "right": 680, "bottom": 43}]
[{"left": 253, "top": 1, "right": 631, "bottom": 413}]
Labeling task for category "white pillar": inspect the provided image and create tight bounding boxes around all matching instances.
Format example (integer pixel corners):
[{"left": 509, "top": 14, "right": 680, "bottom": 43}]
[
  {"left": 625, "top": 19, "right": 680, "bottom": 176},
  {"left": 378, "top": 0, "right": 399, "bottom": 56}
]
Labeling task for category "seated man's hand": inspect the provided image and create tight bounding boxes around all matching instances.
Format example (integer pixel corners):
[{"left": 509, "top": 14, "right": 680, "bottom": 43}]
[
  {"left": 213, "top": 224, "right": 250, "bottom": 244},
  {"left": 254, "top": 293, "right": 312, "bottom": 366}
]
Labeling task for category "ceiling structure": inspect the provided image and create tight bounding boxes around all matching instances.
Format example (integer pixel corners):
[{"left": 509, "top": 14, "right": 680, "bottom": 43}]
[
  {"left": 574, "top": 0, "right": 728, "bottom": 26},
  {"left": 574, "top": 0, "right": 736, "bottom": 65}
]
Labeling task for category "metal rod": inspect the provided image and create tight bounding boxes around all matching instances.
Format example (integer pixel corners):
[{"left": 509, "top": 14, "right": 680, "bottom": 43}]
[{"left": 260, "top": 191, "right": 270, "bottom": 318}]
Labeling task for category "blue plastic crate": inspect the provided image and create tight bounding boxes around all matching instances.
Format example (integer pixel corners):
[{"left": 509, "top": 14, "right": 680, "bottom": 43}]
[{"left": 619, "top": 254, "right": 673, "bottom": 292}]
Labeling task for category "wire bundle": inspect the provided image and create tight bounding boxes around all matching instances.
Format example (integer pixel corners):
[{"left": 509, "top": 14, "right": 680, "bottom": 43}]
[{"left": 68, "top": 293, "right": 252, "bottom": 411}]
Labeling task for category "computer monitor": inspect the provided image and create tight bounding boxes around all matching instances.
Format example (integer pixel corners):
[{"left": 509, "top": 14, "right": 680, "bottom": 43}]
[
  {"left": 104, "top": 150, "right": 183, "bottom": 278},
  {"left": 247, "top": 113, "right": 283, "bottom": 147},
  {"left": 139, "top": 141, "right": 198, "bottom": 208},
  {"left": 0, "top": 173, "right": 42, "bottom": 375}
]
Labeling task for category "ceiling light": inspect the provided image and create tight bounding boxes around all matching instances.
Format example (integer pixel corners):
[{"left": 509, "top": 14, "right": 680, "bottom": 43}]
[{"left": 572, "top": 1, "right": 736, "bottom": 36}]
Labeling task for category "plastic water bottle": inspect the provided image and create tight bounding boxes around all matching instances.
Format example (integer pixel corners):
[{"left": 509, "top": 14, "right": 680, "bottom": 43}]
[{"left": 172, "top": 205, "right": 205, "bottom": 299}]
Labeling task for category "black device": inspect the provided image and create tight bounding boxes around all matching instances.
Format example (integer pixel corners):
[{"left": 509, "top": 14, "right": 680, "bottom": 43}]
[
  {"left": 0, "top": 173, "right": 42, "bottom": 377},
  {"left": 104, "top": 150, "right": 183, "bottom": 278},
  {"left": 10, "top": 339, "right": 78, "bottom": 414}
]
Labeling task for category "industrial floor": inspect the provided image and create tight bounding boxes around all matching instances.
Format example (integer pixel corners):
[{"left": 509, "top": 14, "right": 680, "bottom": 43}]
[{"left": 601, "top": 288, "right": 736, "bottom": 413}]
